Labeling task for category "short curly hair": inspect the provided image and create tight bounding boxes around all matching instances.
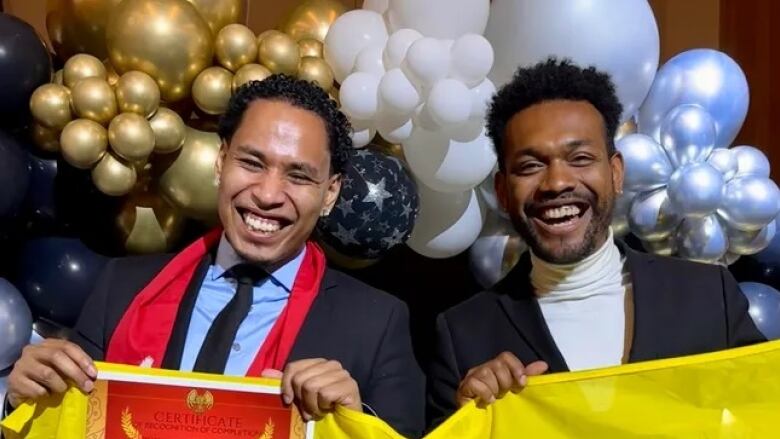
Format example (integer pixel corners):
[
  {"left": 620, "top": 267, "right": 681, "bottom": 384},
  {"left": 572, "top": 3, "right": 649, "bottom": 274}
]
[
  {"left": 218, "top": 74, "right": 352, "bottom": 175},
  {"left": 487, "top": 58, "right": 623, "bottom": 170}
]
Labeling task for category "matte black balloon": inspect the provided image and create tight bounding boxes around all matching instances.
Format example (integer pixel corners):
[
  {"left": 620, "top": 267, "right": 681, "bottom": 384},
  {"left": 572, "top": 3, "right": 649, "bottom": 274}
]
[
  {"left": 16, "top": 237, "right": 107, "bottom": 327},
  {"left": 24, "top": 155, "right": 58, "bottom": 225},
  {"left": 317, "top": 149, "right": 419, "bottom": 259},
  {"left": 0, "top": 13, "right": 52, "bottom": 127},
  {"left": 0, "top": 130, "right": 31, "bottom": 220}
]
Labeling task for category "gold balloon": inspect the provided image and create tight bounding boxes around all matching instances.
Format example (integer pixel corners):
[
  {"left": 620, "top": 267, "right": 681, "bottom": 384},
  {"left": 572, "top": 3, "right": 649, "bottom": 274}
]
[
  {"left": 30, "top": 84, "right": 73, "bottom": 130},
  {"left": 258, "top": 32, "right": 300, "bottom": 76},
  {"left": 157, "top": 127, "right": 220, "bottom": 222},
  {"left": 63, "top": 54, "right": 107, "bottom": 88},
  {"left": 192, "top": 66, "right": 233, "bottom": 115},
  {"left": 106, "top": 0, "right": 215, "bottom": 102},
  {"left": 116, "top": 191, "right": 184, "bottom": 253},
  {"left": 503, "top": 236, "right": 524, "bottom": 274},
  {"left": 298, "top": 56, "right": 334, "bottom": 91},
  {"left": 52, "top": 69, "right": 64, "bottom": 85},
  {"left": 70, "top": 77, "right": 117, "bottom": 125},
  {"left": 616, "top": 118, "right": 638, "bottom": 141},
  {"left": 215, "top": 24, "right": 258, "bottom": 72},
  {"left": 185, "top": 0, "right": 244, "bottom": 35},
  {"left": 115, "top": 71, "right": 161, "bottom": 118},
  {"left": 31, "top": 124, "right": 61, "bottom": 153},
  {"left": 92, "top": 152, "right": 137, "bottom": 196},
  {"left": 280, "top": 0, "right": 348, "bottom": 42},
  {"left": 150, "top": 107, "right": 186, "bottom": 154},
  {"left": 232, "top": 64, "right": 272, "bottom": 92},
  {"left": 45, "top": 0, "right": 124, "bottom": 60},
  {"left": 256, "top": 30, "right": 279, "bottom": 47},
  {"left": 108, "top": 113, "right": 156, "bottom": 161},
  {"left": 298, "top": 38, "right": 323, "bottom": 58},
  {"left": 105, "top": 62, "right": 120, "bottom": 87},
  {"left": 60, "top": 119, "right": 108, "bottom": 169}
]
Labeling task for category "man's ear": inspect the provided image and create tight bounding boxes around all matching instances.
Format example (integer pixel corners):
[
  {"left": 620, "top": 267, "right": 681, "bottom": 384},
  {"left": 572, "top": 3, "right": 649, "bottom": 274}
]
[
  {"left": 322, "top": 173, "right": 342, "bottom": 216},
  {"left": 215, "top": 140, "right": 228, "bottom": 184},
  {"left": 610, "top": 150, "right": 625, "bottom": 194}
]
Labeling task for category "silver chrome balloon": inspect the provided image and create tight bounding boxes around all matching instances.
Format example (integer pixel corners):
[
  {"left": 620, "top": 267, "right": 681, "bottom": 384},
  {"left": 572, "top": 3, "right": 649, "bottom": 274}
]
[
  {"left": 739, "top": 282, "right": 780, "bottom": 340},
  {"left": 733, "top": 145, "right": 771, "bottom": 178},
  {"left": 641, "top": 237, "right": 676, "bottom": 256},
  {"left": 667, "top": 162, "right": 723, "bottom": 218},
  {"left": 676, "top": 215, "right": 728, "bottom": 263},
  {"left": 611, "top": 191, "right": 636, "bottom": 237},
  {"left": 616, "top": 133, "right": 673, "bottom": 193},
  {"left": 707, "top": 148, "right": 738, "bottom": 181},
  {"left": 638, "top": 48, "right": 749, "bottom": 149},
  {"left": 659, "top": 104, "right": 716, "bottom": 167},
  {"left": 628, "top": 188, "right": 680, "bottom": 241},
  {"left": 728, "top": 220, "right": 777, "bottom": 255},
  {"left": 469, "top": 215, "right": 525, "bottom": 288},
  {"left": 0, "top": 278, "right": 33, "bottom": 370},
  {"left": 718, "top": 176, "right": 780, "bottom": 232},
  {"left": 722, "top": 252, "right": 741, "bottom": 266}
]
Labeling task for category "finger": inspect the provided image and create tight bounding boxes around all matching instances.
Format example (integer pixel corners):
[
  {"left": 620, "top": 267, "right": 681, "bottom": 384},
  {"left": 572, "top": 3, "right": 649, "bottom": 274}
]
[
  {"left": 8, "top": 377, "right": 48, "bottom": 408},
  {"left": 290, "top": 361, "right": 344, "bottom": 409},
  {"left": 49, "top": 349, "right": 93, "bottom": 392},
  {"left": 474, "top": 367, "right": 500, "bottom": 397},
  {"left": 300, "top": 370, "right": 351, "bottom": 418},
  {"left": 489, "top": 362, "right": 515, "bottom": 397},
  {"left": 459, "top": 378, "right": 496, "bottom": 408},
  {"left": 317, "top": 376, "right": 359, "bottom": 414},
  {"left": 282, "top": 359, "right": 328, "bottom": 405},
  {"left": 525, "top": 361, "right": 549, "bottom": 376},
  {"left": 61, "top": 343, "right": 97, "bottom": 379},
  {"left": 496, "top": 352, "right": 526, "bottom": 385},
  {"left": 31, "top": 364, "right": 68, "bottom": 394},
  {"left": 261, "top": 369, "right": 283, "bottom": 379}
]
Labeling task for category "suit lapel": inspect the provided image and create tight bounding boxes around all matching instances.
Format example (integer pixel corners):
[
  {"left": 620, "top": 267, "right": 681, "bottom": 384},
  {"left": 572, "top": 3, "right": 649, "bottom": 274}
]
[
  {"left": 288, "top": 269, "right": 339, "bottom": 362},
  {"left": 495, "top": 253, "right": 569, "bottom": 372},
  {"left": 621, "top": 244, "right": 661, "bottom": 363}
]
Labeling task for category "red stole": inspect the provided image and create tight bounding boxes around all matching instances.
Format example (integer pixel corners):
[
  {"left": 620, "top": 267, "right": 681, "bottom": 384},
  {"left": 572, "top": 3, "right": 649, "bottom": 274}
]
[{"left": 105, "top": 229, "right": 326, "bottom": 374}]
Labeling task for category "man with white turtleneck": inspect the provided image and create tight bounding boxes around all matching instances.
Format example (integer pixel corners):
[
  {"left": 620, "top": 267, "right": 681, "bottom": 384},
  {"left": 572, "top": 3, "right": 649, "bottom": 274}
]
[{"left": 425, "top": 58, "right": 765, "bottom": 428}]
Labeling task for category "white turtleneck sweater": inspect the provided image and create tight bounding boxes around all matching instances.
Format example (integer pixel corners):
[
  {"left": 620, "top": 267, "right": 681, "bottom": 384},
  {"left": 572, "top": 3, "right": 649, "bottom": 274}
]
[{"left": 530, "top": 230, "right": 633, "bottom": 371}]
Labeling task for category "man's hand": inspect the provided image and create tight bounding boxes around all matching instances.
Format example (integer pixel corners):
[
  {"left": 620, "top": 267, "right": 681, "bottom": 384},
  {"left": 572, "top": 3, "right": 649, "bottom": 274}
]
[
  {"left": 263, "top": 358, "right": 361, "bottom": 421},
  {"left": 456, "top": 352, "right": 548, "bottom": 408},
  {"left": 6, "top": 339, "right": 97, "bottom": 408}
]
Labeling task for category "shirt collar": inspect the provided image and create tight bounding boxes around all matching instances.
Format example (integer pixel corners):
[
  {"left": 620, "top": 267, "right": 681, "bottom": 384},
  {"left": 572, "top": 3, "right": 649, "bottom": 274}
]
[{"left": 212, "top": 234, "right": 306, "bottom": 292}]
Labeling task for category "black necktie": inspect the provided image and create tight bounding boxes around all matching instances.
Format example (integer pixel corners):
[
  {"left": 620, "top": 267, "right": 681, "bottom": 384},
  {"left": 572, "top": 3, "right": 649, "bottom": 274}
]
[{"left": 193, "top": 264, "right": 266, "bottom": 373}]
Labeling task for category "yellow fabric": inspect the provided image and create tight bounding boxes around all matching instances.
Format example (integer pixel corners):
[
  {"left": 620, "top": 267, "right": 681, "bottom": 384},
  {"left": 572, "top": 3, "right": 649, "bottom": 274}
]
[{"left": 4, "top": 340, "right": 780, "bottom": 438}]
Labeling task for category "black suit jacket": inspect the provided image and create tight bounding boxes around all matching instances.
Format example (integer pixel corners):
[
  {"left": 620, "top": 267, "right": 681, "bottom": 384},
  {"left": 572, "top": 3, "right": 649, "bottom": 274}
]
[
  {"left": 426, "top": 243, "right": 766, "bottom": 427},
  {"left": 70, "top": 253, "right": 425, "bottom": 438}
]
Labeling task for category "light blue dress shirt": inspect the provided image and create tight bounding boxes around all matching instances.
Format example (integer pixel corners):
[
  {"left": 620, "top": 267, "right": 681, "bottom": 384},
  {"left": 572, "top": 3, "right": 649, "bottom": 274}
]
[{"left": 179, "top": 236, "right": 305, "bottom": 376}]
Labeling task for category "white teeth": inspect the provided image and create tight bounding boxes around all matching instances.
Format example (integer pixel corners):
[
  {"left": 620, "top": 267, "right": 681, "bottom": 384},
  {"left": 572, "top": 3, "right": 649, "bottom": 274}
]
[
  {"left": 542, "top": 205, "right": 581, "bottom": 219},
  {"left": 243, "top": 212, "right": 281, "bottom": 233}
]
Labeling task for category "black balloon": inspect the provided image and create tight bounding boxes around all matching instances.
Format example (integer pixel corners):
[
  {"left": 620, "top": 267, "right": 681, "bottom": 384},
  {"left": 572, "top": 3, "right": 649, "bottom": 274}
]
[
  {"left": 24, "top": 155, "right": 58, "bottom": 226},
  {"left": 0, "top": 130, "right": 31, "bottom": 220},
  {"left": 0, "top": 13, "right": 52, "bottom": 127},
  {"left": 317, "top": 149, "right": 419, "bottom": 259},
  {"left": 16, "top": 237, "right": 107, "bottom": 327},
  {"left": 730, "top": 221, "right": 780, "bottom": 289},
  {"left": 738, "top": 282, "right": 780, "bottom": 340}
]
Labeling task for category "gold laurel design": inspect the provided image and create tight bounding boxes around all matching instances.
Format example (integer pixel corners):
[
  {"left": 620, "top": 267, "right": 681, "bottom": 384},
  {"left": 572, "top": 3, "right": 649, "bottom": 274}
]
[
  {"left": 121, "top": 407, "right": 143, "bottom": 439},
  {"left": 258, "top": 418, "right": 275, "bottom": 439}
]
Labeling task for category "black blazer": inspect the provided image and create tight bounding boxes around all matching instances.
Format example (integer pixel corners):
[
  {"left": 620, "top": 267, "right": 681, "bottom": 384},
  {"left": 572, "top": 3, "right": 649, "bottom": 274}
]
[
  {"left": 71, "top": 253, "right": 425, "bottom": 438},
  {"left": 426, "top": 243, "right": 766, "bottom": 428}
]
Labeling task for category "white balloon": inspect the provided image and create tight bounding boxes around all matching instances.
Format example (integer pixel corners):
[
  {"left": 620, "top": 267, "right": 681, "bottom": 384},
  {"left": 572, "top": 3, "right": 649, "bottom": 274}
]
[
  {"left": 387, "top": 0, "right": 490, "bottom": 39},
  {"left": 403, "top": 125, "right": 496, "bottom": 193},
  {"left": 351, "top": 126, "right": 376, "bottom": 148},
  {"left": 427, "top": 79, "right": 472, "bottom": 126},
  {"left": 485, "top": 0, "right": 659, "bottom": 122},
  {"left": 413, "top": 104, "right": 440, "bottom": 131},
  {"left": 469, "top": 78, "right": 496, "bottom": 120},
  {"left": 377, "top": 115, "right": 414, "bottom": 143},
  {"left": 362, "top": 0, "right": 388, "bottom": 14},
  {"left": 353, "top": 43, "right": 386, "bottom": 77},
  {"left": 339, "top": 72, "right": 381, "bottom": 120},
  {"left": 407, "top": 184, "right": 485, "bottom": 258},
  {"left": 324, "top": 10, "right": 388, "bottom": 84},
  {"left": 449, "top": 34, "right": 494, "bottom": 87},
  {"left": 402, "top": 37, "right": 450, "bottom": 87},
  {"left": 444, "top": 118, "right": 484, "bottom": 143},
  {"left": 383, "top": 29, "right": 423, "bottom": 70},
  {"left": 477, "top": 167, "right": 509, "bottom": 219},
  {"left": 378, "top": 68, "right": 420, "bottom": 116}
]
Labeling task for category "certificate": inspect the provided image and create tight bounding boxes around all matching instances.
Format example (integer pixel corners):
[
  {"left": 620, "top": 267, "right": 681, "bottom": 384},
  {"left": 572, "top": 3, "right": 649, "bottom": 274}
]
[{"left": 87, "top": 362, "right": 312, "bottom": 439}]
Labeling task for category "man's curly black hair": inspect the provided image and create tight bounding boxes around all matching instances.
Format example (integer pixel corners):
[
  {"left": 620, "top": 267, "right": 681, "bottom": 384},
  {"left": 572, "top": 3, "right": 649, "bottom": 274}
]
[
  {"left": 487, "top": 58, "right": 623, "bottom": 170},
  {"left": 218, "top": 74, "right": 352, "bottom": 175}
]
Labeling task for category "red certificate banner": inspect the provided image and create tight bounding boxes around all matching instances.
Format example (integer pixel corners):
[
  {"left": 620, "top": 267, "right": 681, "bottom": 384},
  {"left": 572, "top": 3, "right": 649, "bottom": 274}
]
[{"left": 86, "top": 363, "right": 310, "bottom": 439}]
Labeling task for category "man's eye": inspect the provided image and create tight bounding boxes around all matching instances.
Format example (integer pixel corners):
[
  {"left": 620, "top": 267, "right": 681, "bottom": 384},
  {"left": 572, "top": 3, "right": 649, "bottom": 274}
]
[
  {"left": 239, "top": 158, "right": 262, "bottom": 168},
  {"left": 516, "top": 162, "right": 543, "bottom": 175},
  {"left": 571, "top": 154, "right": 595, "bottom": 165}
]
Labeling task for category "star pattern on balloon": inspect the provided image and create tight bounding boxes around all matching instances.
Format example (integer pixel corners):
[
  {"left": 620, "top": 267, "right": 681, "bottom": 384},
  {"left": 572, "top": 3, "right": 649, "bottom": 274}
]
[{"left": 317, "top": 149, "right": 419, "bottom": 260}]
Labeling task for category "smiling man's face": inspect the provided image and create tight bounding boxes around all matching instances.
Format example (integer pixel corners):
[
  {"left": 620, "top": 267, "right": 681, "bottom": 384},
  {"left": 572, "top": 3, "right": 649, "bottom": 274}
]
[
  {"left": 216, "top": 99, "right": 341, "bottom": 269},
  {"left": 495, "top": 99, "right": 624, "bottom": 264}
]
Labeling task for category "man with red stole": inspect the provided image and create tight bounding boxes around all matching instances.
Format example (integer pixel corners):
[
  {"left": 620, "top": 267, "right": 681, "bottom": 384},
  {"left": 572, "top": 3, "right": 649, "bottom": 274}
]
[{"left": 6, "top": 75, "right": 424, "bottom": 437}]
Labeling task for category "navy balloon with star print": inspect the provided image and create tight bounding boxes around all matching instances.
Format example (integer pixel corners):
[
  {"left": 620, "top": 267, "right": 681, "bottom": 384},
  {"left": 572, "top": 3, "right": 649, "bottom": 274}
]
[{"left": 317, "top": 149, "right": 419, "bottom": 260}]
